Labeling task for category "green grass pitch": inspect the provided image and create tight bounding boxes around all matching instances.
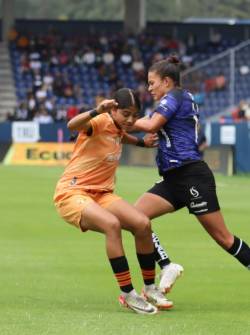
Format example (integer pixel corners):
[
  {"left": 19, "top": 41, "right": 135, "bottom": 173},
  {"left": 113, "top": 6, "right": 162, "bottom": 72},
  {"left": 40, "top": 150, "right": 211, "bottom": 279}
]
[{"left": 0, "top": 165, "right": 249, "bottom": 335}]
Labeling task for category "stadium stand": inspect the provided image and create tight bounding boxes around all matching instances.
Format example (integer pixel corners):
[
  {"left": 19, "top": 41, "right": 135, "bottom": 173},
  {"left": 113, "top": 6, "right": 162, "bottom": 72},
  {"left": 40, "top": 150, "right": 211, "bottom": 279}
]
[{"left": 2, "top": 22, "right": 250, "bottom": 123}]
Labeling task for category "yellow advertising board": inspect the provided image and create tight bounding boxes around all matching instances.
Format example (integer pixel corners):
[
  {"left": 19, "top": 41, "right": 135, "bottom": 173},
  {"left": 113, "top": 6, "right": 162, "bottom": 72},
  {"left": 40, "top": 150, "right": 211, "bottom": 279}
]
[{"left": 4, "top": 143, "right": 74, "bottom": 166}]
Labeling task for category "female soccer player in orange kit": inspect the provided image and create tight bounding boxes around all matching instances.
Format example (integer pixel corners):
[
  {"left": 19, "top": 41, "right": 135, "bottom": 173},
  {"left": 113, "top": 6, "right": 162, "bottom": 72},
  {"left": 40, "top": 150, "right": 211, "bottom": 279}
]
[{"left": 54, "top": 88, "right": 172, "bottom": 314}]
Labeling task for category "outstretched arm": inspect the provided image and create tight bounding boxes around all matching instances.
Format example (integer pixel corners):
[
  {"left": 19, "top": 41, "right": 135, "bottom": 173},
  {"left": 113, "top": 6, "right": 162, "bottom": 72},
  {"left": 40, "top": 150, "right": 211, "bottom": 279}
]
[
  {"left": 122, "top": 132, "right": 158, "bottom": 148},
  {"left": 134, "top": 113, "right": 167, "bottom": 133}
]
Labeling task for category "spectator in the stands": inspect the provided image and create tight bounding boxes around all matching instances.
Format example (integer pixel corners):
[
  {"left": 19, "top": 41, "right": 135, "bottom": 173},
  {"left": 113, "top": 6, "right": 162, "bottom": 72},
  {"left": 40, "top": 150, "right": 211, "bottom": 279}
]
[
  {"left": 54, "top": 105, "right": 67, "bottom": 122},
  {"left": 49, "top": 49, "right": 60, "bottom": 68},
  {"left": 17, "top": 35, "right": 29, "bottom": 50},
  {"left": 43, "top": 72, "right": 54, "bottom": 91},
  {"left": 103, "top": 51, "right": 115, "bottom": 65},
  {"left": 66, "top": 105, "right": 79, "bottom": 122},
  {"left": 35, "top": 84, "right": 48, "bottom": 103},
  {"left": 83, "top": 48, "right": 95, "bottom": 65},
  {"left": 53, "top": 73, "right": 65, "bottom": 97},
  {"left": 33, "top": 107, "right": 53, "bottom": 124},
  {"left": 63, "top": 79, "right": 75, "bottom": 99},
  {"left": 132, "top": 55, "right": 145, "bottom": 82},
  {"left": 20, "top": 52, "right": 30, "bottom": 76},
  {"left": 13, "top": 102, "right": 29, "bottom": 121},
  {"left": 27, "top": 91, "right": 37, "bottom": 114},
  {"left": 120, "top": 47, "right": 132, "bottom": 68},
  {"left": 232, "top": 100, "right": 250, "bottom": 122},
  {"left": 204, "top": 73, "right": 226, "bottom": 92}
]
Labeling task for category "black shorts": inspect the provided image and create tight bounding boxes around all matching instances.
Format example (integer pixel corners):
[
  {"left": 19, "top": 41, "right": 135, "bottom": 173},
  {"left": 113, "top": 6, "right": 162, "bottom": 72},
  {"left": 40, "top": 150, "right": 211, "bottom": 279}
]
[{"left": 148, "top": 161, "right": 220, "bottom": 215}]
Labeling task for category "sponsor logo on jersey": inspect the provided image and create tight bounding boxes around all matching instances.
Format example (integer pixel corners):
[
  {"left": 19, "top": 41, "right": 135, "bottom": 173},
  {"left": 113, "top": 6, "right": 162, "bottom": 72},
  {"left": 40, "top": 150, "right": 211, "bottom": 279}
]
[
  {"left": 106, "top": 152, "right": 121, "bottom": 162},
  {"left": 70, "top": 176, "right": 77, "bottom": 186},
  {"left": 105, "top": 136, "right": 121, "bottom": 144}
]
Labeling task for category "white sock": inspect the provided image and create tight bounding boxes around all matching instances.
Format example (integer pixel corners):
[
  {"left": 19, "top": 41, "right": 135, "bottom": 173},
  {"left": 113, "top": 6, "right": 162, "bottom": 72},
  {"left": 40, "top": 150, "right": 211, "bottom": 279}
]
[
  {"left": 121, "top": 289, "right": 137, "bottom": 297},
  {"left": 162, "top": 263, "right": 172, "bottom": 270}
]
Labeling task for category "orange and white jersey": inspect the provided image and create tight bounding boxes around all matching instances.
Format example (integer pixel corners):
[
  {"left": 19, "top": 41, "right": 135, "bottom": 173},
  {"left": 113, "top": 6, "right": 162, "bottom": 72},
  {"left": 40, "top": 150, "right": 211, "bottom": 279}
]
[{"left": 54, "top": 113, "right": 124, "bottom": 202}]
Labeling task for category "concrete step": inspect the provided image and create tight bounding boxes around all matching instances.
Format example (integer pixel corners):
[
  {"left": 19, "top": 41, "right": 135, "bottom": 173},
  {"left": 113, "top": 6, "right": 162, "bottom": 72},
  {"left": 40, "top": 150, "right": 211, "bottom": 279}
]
[
  {"left": 0, "top": 69, "right": 12, "bottom": 73},
  {"left": 0, "top": 81, "right": 15, "bottom": 87},
  {"left": 0, "top": 67, "right": 12, "bottom": 72},
  {"left": 0, "top": 87, "right": 16, "bottom": 93},
  {"left": 0, "top": 105, "right": 14, "bottom": 111},
  {"left": 0, "top": 43, "right": 17, "bottom": 114},
  {"left": 0, "top": 69, "right": 12, "bottom": 76},
  {"left": 0, "top": 99, "right": 17, "bottom": 106},
  {"left": 0, "top": 91, "right": 16, "bottom": 100},
  {"left": 0, "top": 56, "right": 10, "bottom": 62},
  {"left": 0, "top": 83, "right": 15, "bottom": 89},
  {"left": 0, "top": 62, "right": 12, "bottom": 68}
]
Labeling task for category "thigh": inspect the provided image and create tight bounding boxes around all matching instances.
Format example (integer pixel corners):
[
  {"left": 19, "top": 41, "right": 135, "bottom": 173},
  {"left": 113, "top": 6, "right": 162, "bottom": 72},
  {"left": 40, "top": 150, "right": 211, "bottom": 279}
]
[
  {"left": 55, "top": 194, "right": 94, "bottom": 230},
  {"left": 55, "top": 193, "right": 119, "bottom": 234},
  {"left": 81, "top": 201, "right": 120, "bottom": 233},
  {"left": 135, "top": 192, "right": 175, "bottom": 220},
  {"left": 181, "top": 165, "right": 220, "bottom": 215}
]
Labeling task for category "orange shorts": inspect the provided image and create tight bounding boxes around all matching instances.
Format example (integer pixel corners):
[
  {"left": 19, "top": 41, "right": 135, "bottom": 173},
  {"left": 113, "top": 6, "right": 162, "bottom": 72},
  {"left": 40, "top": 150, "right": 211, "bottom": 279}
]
[{"left": 54, "top": 191, "right": 121, "bottom": 231}]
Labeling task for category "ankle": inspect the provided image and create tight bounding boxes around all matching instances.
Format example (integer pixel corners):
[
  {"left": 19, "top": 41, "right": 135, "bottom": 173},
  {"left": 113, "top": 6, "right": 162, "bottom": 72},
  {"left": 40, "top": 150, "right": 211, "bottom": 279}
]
[{"left": 144, "top": 284, "right": 156, "bottom": 292}]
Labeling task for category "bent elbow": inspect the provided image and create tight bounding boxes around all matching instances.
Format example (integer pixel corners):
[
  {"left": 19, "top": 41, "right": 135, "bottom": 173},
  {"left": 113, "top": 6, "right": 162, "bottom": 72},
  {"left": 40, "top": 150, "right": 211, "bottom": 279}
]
[{"left": 67, "top": 120, "right": 75, "bottom": 131}]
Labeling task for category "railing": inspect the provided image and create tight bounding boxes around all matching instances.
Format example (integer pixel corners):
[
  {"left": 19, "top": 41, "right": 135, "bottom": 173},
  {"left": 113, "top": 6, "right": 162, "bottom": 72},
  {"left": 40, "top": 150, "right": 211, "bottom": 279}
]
[{"left": 181, "top": 39, "right": 250, "bottom": 120}]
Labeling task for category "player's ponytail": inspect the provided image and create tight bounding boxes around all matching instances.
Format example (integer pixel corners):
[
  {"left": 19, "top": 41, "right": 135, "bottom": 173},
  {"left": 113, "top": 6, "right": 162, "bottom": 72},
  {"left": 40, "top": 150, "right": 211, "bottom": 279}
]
[{"left": 166, "top": 55, "right": 180, "bottom": 65}]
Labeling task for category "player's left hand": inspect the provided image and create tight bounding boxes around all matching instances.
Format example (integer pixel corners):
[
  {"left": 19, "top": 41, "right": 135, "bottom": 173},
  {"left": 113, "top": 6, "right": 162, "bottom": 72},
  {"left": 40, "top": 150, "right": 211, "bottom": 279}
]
[{"left": 143, "top": 133, "right": 159, "bottom": 148}]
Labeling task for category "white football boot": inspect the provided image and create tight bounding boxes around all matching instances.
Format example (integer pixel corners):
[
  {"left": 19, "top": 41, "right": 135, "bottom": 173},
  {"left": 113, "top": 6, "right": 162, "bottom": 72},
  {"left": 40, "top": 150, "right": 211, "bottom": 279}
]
[
  {"left": 159, "top": 263, "right": 184, "bottom": 293},
  {"left": 142, "top": 285, "right": 173, "bottom": 310},
  {"left": 119, "top": 290, "right": 158, "bottom": 315}
]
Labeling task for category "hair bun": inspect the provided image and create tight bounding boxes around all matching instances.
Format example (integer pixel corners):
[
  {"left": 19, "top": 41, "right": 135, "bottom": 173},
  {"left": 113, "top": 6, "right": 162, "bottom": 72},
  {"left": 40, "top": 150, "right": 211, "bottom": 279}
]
[{"left": 166, "top": 55, "right": 180, "bottom": 64}]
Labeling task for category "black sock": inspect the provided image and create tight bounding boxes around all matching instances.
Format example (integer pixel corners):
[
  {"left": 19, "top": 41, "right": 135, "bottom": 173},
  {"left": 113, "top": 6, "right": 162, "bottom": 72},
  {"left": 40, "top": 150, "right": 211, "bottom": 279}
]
[
  {"left": 227, "top": 236, "right": 250, "bottom": 269},
  {"left": 152, "top": 232, "right": 171, "bottom": 269},
  {"left": 137, "top": 252, "right": 155, "bottom": 285},
  {"left": 109, "top": 256, "right": 133, "bottom": 293}
]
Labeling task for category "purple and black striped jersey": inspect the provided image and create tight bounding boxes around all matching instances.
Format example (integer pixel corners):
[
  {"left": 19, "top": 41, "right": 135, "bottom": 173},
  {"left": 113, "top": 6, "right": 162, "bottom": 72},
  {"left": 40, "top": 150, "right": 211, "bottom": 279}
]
[{"left": 154, "top": 88, "right": 201, "bottom": 174}]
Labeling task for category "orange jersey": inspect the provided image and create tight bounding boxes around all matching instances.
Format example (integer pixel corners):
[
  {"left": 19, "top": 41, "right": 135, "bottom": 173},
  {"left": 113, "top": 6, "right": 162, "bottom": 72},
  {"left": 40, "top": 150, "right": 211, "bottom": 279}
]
[{"left": 54, "top": 113, "right": 124, "bottom": 202}]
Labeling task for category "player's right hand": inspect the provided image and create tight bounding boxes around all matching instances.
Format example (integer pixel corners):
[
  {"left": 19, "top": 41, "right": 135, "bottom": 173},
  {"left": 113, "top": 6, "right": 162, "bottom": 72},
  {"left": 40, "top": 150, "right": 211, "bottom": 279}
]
[{"left": 96, "top": 99, "right": 118, "bottom": 114}]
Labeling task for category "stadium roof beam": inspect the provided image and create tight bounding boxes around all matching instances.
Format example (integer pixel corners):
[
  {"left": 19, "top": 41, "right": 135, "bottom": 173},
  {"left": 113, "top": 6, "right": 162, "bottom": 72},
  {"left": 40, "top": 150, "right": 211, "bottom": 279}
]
[
  {"left": 124, "top": 0, "right": 146, "bottom": 34},
  {"left": 1, "top": 0, "right": 146, "bottom": 40},
  {"left": 2, "top": 0, "right": 15, "bottom": 42}
]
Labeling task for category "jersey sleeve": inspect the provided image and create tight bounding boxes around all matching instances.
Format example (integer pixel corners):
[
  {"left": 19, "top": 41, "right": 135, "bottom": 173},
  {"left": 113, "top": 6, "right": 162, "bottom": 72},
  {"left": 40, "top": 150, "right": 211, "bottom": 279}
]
[
  {"left": 89, "top": 114, "right": 108, "bottom": 136},
  {"left": 155, "top": 94, "right": 179, "bottom": 120}
]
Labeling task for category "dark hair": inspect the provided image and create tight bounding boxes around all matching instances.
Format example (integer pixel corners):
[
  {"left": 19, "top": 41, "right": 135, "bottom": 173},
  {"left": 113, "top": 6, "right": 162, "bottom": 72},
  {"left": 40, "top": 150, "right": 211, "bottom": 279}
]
[
  {"left": 149, "top": 55, "right": 181, "bottom": 86},
  {"left": 113, "top": 88, "right": 141, "bottom": 112}
]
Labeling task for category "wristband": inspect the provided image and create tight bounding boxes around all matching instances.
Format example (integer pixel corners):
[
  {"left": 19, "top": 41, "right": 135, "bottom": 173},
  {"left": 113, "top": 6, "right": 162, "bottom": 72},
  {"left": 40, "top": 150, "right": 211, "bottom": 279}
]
[
  {"left": 136, "top": 138, "right": 145, "bottom": 147},
  {"left": 89, "top": 109, "right": 99, "bottom": 118}
]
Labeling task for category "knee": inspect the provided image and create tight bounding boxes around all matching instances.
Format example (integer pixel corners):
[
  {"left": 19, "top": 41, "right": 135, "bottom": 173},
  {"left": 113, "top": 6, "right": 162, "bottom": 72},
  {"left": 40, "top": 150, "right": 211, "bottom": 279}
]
[
  {"left": 134, "top": 215, "right": 152, "bottom": 235},
  {"left": 105, "top": 217, "right": 121, "bottom": 236},
  {"left": 215, "top": 234, "right": 234, "bottom": 250}
]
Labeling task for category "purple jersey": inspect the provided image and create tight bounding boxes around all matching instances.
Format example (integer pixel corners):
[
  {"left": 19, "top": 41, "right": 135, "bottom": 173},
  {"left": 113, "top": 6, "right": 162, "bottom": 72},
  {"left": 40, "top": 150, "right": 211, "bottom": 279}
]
[{"left": 154, "top": 88, "right": 201, "bottom": 174}]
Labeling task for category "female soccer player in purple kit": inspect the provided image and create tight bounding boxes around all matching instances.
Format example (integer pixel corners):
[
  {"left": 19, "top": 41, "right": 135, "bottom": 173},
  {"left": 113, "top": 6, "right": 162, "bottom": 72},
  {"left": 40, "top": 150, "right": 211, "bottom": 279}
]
[{"left": 134, "top": 55, "right": 250, "bottom": 287}]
